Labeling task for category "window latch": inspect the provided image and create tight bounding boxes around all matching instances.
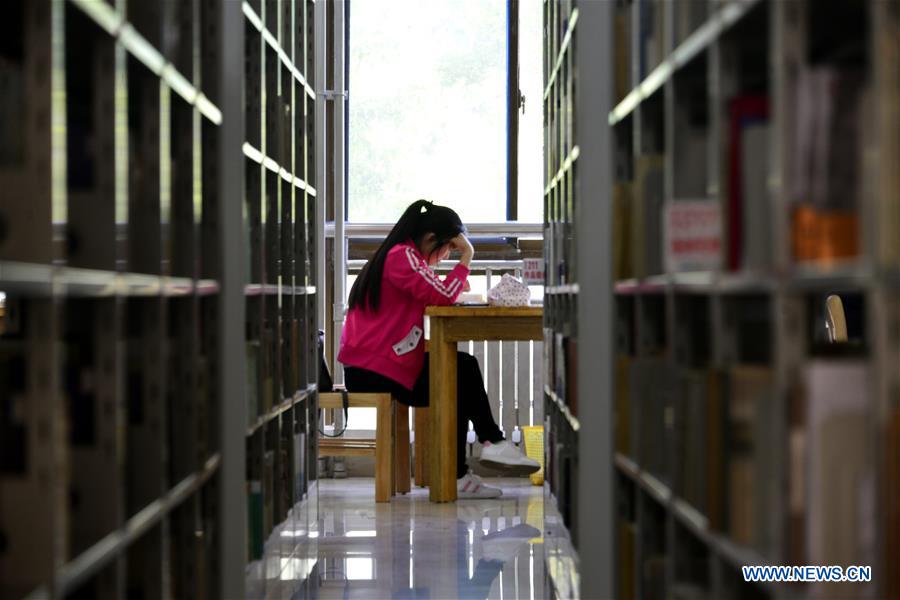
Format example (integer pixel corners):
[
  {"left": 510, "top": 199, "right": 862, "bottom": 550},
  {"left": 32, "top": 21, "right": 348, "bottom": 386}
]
[{"left": 321, "top": 90, "right": 349, "bottom": 101}]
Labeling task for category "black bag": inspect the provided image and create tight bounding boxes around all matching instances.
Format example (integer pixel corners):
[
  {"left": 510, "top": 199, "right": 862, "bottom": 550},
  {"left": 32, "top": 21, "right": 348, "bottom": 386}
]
[
  {"left": 317, "top": 329, "right": 349, "bottom": 437},
  {"left": 317, "top": 329, "right": 333, "bottom": 392}
]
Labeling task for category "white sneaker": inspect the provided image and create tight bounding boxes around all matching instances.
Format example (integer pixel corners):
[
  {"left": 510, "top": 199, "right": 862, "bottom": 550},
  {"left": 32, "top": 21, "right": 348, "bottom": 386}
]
[
  {"left": 478, "top": 441, "right": 541, "bottom": 476},
  {"left": 457, "top": 473, "right": 503, "bottom": 499}
]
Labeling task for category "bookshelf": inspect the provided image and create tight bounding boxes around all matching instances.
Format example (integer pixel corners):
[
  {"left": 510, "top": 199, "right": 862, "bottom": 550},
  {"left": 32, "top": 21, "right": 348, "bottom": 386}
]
[
  {"left": 241, "top": 0, "right": 320, "bottom": 589},
  {"left": 0, "top": 0, "right": 320, "bottom": 597},
  {"left": 544, "top": 0, "right": 899, "bottom": 599},
  {"left": 541, "top": 0, "right": 616, "bottom": 598}
]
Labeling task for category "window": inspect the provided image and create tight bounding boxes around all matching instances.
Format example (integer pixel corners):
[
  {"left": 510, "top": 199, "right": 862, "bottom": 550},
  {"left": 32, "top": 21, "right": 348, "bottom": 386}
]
[
  {"left": 349, "top": 0, "right": 507, "bottom": 222},
  {"left": 517, "top": 0, "right": 544, "bottom": 223}
]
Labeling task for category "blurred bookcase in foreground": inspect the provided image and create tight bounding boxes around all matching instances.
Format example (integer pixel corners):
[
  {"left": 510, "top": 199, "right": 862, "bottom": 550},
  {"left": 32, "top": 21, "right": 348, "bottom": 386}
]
[
  {"left": 543, "top": 0, "right": 899, "bottom": 599},
  {"left": 0, "top": 1, "right": 320, "bottom": 598},
  {"left": 241, "top": 1, "right": 320, "bottom": 591}
]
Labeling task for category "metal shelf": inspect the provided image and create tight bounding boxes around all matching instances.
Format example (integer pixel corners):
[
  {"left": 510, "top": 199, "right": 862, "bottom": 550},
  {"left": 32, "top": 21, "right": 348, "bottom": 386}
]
[
  {"left": 614, "top": 277, "right": 668, "bottom": 295},
  {"left": 545, "top": 284, "right": 580, "bottom": 295},
  {"left": 244, "top": 284, "right": 317, "bottom": 296},
  {"left": 242, "top": 1, "right": 316, "bottom": 100},
  {"left": 0, "top": 261, "right": 219, "bottom": 297},
  {"left": 544, "top": 145, "right": 580, "bottom": 196},
  {"left": 608, "top": 0, "right": 762, "bottom": 125},
  {"left": 69, "top": 0, "right": 223, "bottom": 125},
  {"left": 543, "top": 8, "right": 580, "bottom": 101},
  {"left": 544, "top": 385, "right": 581, "bottom": 432},
  {"left": 242, "top": 142, "right": 317, "bottom": 196},
  {"left": 613, "top": 265, "right": 898, "bottom": 295},
  {"left": 786, "top": 262, "right": 876, "bottom": 292},
  {"left": 24, "top": 454, "right": 221, "bottom": 599},
  {"left": 246, "top": 384, "right": 317, "bottom": 437},
  {"left": 614, "top": 453, "right": 775, "bottom": 584}
]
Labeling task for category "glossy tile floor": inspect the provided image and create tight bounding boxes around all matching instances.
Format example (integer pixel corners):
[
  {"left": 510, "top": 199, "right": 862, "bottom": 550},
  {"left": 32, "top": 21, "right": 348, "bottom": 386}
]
[{"left": 248, "top": 477, "right": 579, "bottom": 599}]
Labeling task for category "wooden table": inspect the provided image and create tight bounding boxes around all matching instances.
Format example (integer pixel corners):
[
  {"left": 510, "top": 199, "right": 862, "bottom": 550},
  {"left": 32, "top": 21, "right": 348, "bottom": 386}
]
[{"left": 424, "top": 305, "right": 543, "bottom": 502}]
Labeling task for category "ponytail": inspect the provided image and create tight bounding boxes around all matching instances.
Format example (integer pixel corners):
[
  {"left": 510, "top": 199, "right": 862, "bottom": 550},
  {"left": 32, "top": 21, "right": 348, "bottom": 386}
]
[{"left": 348, "top": 200, "right": 465, "bottom": 311}]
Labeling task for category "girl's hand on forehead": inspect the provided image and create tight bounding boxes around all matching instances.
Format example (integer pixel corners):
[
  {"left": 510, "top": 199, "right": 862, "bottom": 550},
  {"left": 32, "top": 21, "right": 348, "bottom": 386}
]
[
  {"left": 451, "top": 234, "right": 474, "bottom": 266},
  {"left": 451, "top": 233, "right": 473, "bottom": 251}
]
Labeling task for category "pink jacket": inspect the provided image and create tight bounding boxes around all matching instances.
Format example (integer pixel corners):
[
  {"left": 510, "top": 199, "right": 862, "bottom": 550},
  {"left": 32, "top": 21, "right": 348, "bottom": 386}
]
[{"left": 337, "top": 240, "right": 470, "bottom": 390}]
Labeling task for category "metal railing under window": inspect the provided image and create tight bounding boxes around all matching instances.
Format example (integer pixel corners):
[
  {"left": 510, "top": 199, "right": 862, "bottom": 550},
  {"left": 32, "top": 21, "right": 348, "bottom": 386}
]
[{"left": 326, "top": 222, "right": 544, "bottom": 238}]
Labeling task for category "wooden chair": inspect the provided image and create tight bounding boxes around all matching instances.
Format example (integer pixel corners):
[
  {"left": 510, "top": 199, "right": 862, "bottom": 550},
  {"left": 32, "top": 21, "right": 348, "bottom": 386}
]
[{"left": 318, "top": 392, "right": 411, "bottom": 502}]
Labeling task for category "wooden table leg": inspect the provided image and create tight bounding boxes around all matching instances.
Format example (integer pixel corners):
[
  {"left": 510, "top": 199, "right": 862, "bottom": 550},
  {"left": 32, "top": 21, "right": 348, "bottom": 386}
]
[
  {"left": 429, "top": 320, "right": 457, "bottom": 502},
  {"left": 414, "top": 407, "right": 430, "bottom": 487}
]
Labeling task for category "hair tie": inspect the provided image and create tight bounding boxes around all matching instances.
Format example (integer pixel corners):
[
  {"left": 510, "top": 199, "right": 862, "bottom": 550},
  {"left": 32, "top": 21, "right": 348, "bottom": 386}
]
[{"left": 420, "top": 200, "right": 432, "bottom": 214}]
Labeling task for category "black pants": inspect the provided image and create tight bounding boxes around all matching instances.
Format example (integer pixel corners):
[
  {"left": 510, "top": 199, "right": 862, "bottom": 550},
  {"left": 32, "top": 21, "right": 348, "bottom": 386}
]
[{"left": 344, "top": 352, "right": 505, "bottom": 479}]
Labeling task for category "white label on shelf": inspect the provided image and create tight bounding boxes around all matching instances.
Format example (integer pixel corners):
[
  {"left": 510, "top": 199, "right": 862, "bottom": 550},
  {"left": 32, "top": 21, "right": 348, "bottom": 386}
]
[
  {"left": 522, "top": 258, "right": 544, "bottom": 286},
  {"left": 664, "top": 200, "right": 723, "bottom": 272}
]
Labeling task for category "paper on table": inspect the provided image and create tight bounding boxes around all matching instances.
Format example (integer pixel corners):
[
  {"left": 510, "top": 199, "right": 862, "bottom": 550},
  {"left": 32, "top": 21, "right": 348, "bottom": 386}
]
[{"left": 456, "top": 292, "right": 487, "bottom": 305}]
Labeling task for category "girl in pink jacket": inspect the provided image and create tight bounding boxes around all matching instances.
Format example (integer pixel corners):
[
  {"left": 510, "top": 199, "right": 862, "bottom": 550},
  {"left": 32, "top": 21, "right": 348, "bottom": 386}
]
[{"left": 338, "top": 200, "right": 539, "bottom": 499}]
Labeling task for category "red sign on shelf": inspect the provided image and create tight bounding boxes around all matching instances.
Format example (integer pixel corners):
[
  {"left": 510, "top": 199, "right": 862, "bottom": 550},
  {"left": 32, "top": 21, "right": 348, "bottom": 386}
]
[{"left": 665, "top": 200, "right": 723, "bottom": 272}]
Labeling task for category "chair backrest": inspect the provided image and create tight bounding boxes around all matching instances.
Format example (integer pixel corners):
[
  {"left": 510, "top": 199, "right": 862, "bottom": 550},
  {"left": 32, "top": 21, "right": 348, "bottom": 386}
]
[{"left": 825, "top": 294, "right": 848, "bottom": 343}]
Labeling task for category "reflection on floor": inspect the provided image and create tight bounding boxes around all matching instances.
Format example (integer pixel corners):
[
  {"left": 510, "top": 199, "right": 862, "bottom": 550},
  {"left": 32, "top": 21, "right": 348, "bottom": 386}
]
[
  {"left": 247, "top": 477, "right": 559, "bottom": 599},
  {"left": 246, "top": 478, "right": 320, "bottom": 600}
]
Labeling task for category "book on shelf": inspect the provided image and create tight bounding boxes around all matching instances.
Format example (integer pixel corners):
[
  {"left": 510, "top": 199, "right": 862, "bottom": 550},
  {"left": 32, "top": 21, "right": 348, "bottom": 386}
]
[
  {"left": 553, "top": 333, "right": 579, "bottom": 416},
  {"left": 615, "top": 355, "right": 631, "bottom": 455},
  {"left": 614, "top": 1, "right": 632, "bottom": 103},
  {"left": 791, "top": 360, "right": 873, "bottom": 598},
  {"left": 0, "top": 57, "right": 25, "bottom": 166},
  {"left": 566, "top": 337, "right": 578, "bottom": 416},
  {"left": 739, "top": 121, "right": 771, "bottom": 271},
  {"left": 554, "top": 332, "right": 566, "bottom": 405},
  {"left": 675, "top": 369, "right": 710, "bottom": 514},
  {"left": 632, "top": 155, "right": 665, "bottom": 279},
  {"left": 261, "top": 328, "right": 275, "bottom": 414},
  {"left": 705, "top": 369, "right": 726, "bottom": 533},
  {"left": 291, "top": 319, "right": 300, "bottom": 392},
  {"left": 887, "top": 405, "right": 900, "bottom": 600},
  {"left": 544, "top": 327, "right": 555, "bottom": 399},
  {"left": 247, "top": 341, "right": 260, "bottom": 425},
  {"left": 726, "top": 95, "right": 769, "bottom": 272},
  {"left": 670, "top": 583, "right": 710, "bottom": 600},
  {"left": 673, "top": 124, "right": 707, "bottom": 199},
  {"left": 674, "top": 0, "right": 707, "bottom": 46},
  {"left": 247, "top": 479, "right": 263, "bottom": 560},
  {"left": 280, "top": 435, "right": 292, "bottom": 521},
  {"left": 0, "top": 344, "right": 26, "bottom": 475},
  {"left": 627, "top": 357, "right": 677, "bottom": 485},
  {"left": 638, "top": 0, "right": 665, "bottom": 79},
  {"left": 263, "top": 448, "right": 275, "bottom": 543},
  {"left": 293, "top": 425, "right": 306, "bottom": 500},
  {"left": 725, "top": 366, "right": 775, "bottom": 555},
  {"left": 790, "top": 67, "right": 868, "bottom": 263},
  {"left": 613, "top": 182, "right": 634, "bottom": 281},
  {"left": 196, "top": 354, "right": 210, "bottom": 458},
  {"left": 618, "top": 519, "right": 636, "bottom": 600},
  {"left": 642, "top": 554, "right": 667, "bottom": 600}
]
